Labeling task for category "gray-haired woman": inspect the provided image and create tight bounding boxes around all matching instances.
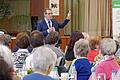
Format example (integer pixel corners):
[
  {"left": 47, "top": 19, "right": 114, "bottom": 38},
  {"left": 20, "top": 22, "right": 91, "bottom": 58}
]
[
  {"left": 0, "top": 44, "right": 18, "bottom": 80},
  {"left": 68, "top": 39, "right": 92, "bottom": 80},
  {"left": 95, "top": 38, "right": 119, "bottom": 80},
  {"left": 23, "top": 46, "right": 57, "bottom": 80}
]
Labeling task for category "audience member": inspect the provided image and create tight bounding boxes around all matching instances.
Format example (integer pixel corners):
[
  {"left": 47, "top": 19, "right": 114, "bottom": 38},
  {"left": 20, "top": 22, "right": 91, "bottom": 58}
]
[
  {"left": 115, "top": 35, "right": 120, "bottom": 64},
  {"left": 68, "top": 39, "right": 92, "bottom": 80},
  {"left": 0, "top": 44, "right": 17, "bottom": 80},
  {"left": 0, "top": 34, "right": 11, "bottom": 47},
  {"left": 45, "top": 31, "right": 64, "bottom": 60},
  {"left": 13, "top": 32, "right": 30, "bottom": 68},
  {"left": 45, "top": 31, "right": 66, "bottom": 75},
  {"left": 12, "top": 31, "right": 33, "bottom": 53},
  {"left": 25, "top": 30, "right": 44, "bottom": 70},
  {"left": 22, "top": 46, "right": 57, "bottom": 80},
  {"left": 65, "top": 31, "right": 84, "bottom": 61},
  {"left": 95, "top": 38, "right": 119, "bottom": 80},
  {"left": 87, "top": 35, "right": 101, "bottom": 63},
  {"left": 30, "top": 30, "right": 44, "bottom": 48}
]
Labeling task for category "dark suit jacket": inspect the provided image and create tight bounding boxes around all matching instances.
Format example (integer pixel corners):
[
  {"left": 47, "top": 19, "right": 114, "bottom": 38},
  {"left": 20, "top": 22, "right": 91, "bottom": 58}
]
[{"left": 37, "top": 19, "right": 70, "bottom": 37}]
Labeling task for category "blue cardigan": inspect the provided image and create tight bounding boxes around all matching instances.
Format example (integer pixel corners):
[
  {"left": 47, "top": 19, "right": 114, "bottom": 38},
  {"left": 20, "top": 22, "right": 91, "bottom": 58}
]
[
  {"left": 75, "top": 58, "right": 92, "bottom": 80},
  {"left": 68, "top": 58, "right": 92, "bottom": 80}
]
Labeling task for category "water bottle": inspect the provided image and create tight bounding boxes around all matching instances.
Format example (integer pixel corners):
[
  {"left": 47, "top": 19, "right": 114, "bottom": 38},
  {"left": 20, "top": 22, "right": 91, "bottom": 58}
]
[
  {"left": 111, "top": 70, "right": 117, "bottom": 80},
  {"left": 91, "top": 70, "right": 97, "bottom": 80},
  {"left": 49, "top": 67, "right": 59, "bottom": 80},
  {"left": 71, "top": 64, "right": 77, "bottom": 80},
  {"left": 97, "top": 75, "right": 101, "bottom": 80},
  {"left": 116, "top": 69, "right": 120, "bottom": 79},
  {"left": 22, "top": 63, "right": 27, "bottom": 76},
  {"left": 97, "top": 73, "right": 106, "bottom": 80},
  {"left": 19, "top": 62, "right": 27, "bottom": 79}
]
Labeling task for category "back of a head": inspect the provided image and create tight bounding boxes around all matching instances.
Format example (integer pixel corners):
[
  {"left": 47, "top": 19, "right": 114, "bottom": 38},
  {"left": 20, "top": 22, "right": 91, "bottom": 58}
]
[
  {"left": 0, "top": 34, "right": 11, "bottom": 46},
  {"left": 16, "top": 32, "right": 30, "bottom": 49},
  {"left": 30, "top": 30, "right": 44, "bottom": 48},
  {"left": 68, "top": 31, "right": 84, "bottom": 50},
  {"left": 0, "top": 55, "right": 13, "bottom": 80},
  {"left": 32, "top": 46, "right": 57, "bottom": 72},
  {"left": 45, "top": 31, "right": 60, "bottom": 45},
  {"left": 0, "top": 44, "right": 13, "bottom": 80},
  {"left": 0, "top": 44, "right": 13, "bottom": 67},
  {"left": 89, "top": 35, "right": 101, "bottom": 50},
  {"left": 74, "top": 39, "right": 90, "bottom": 57},
  {"left": 71, "top": 31, "right": 84, "bottom": 41},
  {"left": 100, "top": 38, "right": 116, "bottom": 56}
]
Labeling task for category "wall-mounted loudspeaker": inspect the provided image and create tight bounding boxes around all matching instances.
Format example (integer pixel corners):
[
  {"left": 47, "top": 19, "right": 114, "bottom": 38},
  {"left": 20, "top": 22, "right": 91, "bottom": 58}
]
[{"left": 31, "top": 16, "right": 38, "bottom": 31}]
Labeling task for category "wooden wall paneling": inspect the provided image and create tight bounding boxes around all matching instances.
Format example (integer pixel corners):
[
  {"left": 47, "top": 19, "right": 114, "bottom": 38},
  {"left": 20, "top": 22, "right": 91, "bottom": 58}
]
[
  {"left": 60, "top": 36, "right": 70, "bottom": 52},
  {"left": 10, "top": 37, "right": 16, "bottom": 51},
  {"left": 30, "top": 0, "right": 44, "bottom": 19}
]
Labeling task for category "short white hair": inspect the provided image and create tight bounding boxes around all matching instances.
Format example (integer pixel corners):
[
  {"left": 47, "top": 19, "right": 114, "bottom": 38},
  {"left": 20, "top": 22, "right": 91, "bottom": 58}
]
[
  {"left": 74, "top": 39, "right": 90, "bottom": 57},
  {"left": 0, "top": 44, "right": 13, "bottom": 67},
  {"left": 32, "top": 46, "right": 57, "bottom": 72},
  {"left": 100, "top": 38, "right": 116, "bottom": 55}
]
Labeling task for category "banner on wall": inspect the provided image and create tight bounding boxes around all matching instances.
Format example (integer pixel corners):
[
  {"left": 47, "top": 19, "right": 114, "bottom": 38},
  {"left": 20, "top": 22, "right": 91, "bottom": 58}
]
[
  {"left": 112, "top": 0, "right": 120, "bottom": 40},
  {"left": 49, "top": 0, "right": 59, "bottom": 16}
]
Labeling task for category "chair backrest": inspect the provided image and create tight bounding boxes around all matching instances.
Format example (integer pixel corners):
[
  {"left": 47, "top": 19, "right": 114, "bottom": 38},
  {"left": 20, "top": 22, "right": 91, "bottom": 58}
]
[
  {"left": 57, "top": 66, "right": 67, "bottom": 76},
  {"left": 57, "top": 56, "right": 65, "bottom": 66},
  {"left": 56, "top": 56, "right": 66, "bottom": 76}
]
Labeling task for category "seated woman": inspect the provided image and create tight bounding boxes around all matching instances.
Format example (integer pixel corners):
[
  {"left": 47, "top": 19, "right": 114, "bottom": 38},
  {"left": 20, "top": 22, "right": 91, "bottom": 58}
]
[
  {"left": 25, "top": 30, "right": 44, "bottom": 70},
  {"left": 22, "top": 46, "right": 57, "bottom": 80},
  {"left": 95, "top": 38, "right": 120, "bottom": 80},
  {"left": 45, "top": 31, "right": 65, "bottom": 66},
  {"left": 45, "top": 31, "right": 66, "bottom": 75},
  {"left": 0, "top": 56, "right": 13, "bottom": 80},
  {"left": 0, "top": 34, "right": 11, "bottom": 47},
  {"left": 12, "top": 31, "right": 33, "bottom": 53},
  {"left": 0, "top": 44, "right": 17, "bottom": 80},
  {"left": 65, "top": 31, "right": 84, "bottom": 61},
  {"left": 87, "top": 35, "right": 101, "bottom": 63},
  {"left": 13, "top": 32, "right": 30, "bottom": 68},
  {"left": 68, "top": 39, "right": 92, "bottom": 80}
]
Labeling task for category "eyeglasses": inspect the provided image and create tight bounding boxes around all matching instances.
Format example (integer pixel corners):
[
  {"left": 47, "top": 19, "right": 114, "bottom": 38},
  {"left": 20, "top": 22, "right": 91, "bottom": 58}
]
[{"left": 46, "top": 13, "right": 53, "bottom": 15}]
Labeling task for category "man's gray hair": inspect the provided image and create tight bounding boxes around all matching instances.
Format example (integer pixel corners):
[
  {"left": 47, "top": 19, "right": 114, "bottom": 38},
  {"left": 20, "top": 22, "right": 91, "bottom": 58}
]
[
  {"left": 32, "top": 46, "right": 57, "bottom": 72},
  {"left": 100, "top": 38, "right": 116, "bottom": 56}
]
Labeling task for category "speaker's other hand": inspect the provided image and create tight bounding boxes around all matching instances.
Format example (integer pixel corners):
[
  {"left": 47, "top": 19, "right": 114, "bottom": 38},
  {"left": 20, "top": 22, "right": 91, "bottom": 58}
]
[{"left": 66, "top": 10, "right": 71, "bottom": 20}]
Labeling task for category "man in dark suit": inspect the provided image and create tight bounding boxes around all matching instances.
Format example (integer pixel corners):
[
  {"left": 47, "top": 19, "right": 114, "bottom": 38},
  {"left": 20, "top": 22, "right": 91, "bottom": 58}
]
[{"left": 37, "top": 8, "right": 71, "bottom": 37}]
